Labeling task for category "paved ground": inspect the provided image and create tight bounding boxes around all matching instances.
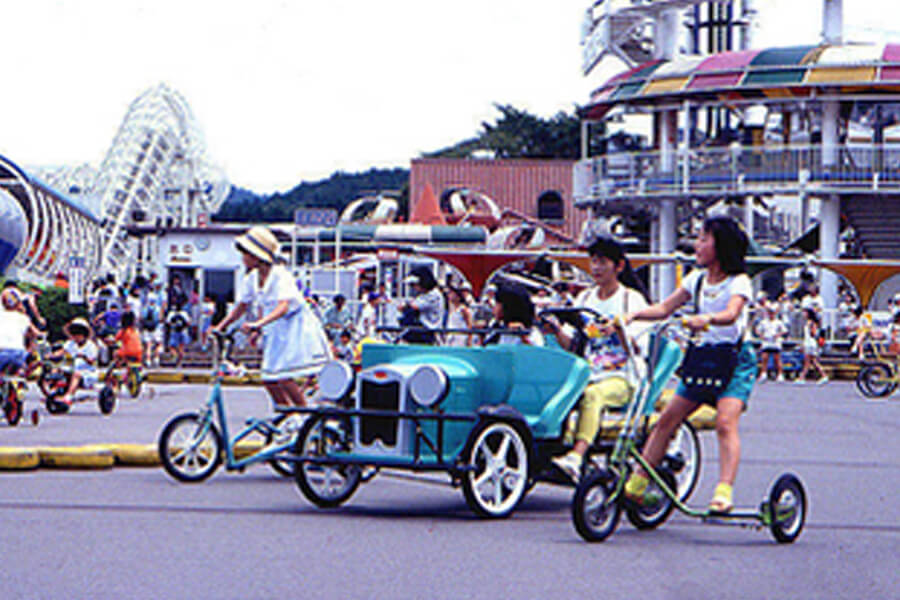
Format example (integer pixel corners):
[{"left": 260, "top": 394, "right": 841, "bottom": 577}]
[{"left": 1, "top": 380, "right": 897, "bottom": 599}]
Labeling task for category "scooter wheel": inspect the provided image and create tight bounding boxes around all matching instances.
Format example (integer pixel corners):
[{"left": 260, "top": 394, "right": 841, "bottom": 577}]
[
  {"left": 625, "top": 465, "right": 677, "bottom": 531},
  {"left": 572, "top": 469, "right": 621, "bottom": 542},
  {"left": 98, "top": 387, "right": 116, "bottom": 415},
  {"left": 768, "top": 473, "right": 807, "bottom": 543}
]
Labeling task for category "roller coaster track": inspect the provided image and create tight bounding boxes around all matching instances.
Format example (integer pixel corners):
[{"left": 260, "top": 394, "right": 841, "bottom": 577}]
[{"left": 92, "top": 83, "right": 229, "bottom": 274}]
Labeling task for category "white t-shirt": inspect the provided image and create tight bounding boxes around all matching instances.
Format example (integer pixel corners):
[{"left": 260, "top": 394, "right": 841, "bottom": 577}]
[
  {"left": 239, "top": 265, "right": 303, "bottom": 320},
  {"left": 681, "top": 269, "right": 753, "bottom": 345},
  {"left": 0, "top": 309, "right": 31, "bottom": 351},
  {"left": 573, "top": 285, "right": 649, "bottom": 383},
  {"left": 63, "top": 339, "right": 99, "bottom": 373},
  {"left": 756, "top": 316, "right": 788, "bottom": 350},
  {"left": 357, "top": 303, "right": 377, "bottom": 339},
  {"left": 800, "top": 294, "right": 825, "bottom": 315}
]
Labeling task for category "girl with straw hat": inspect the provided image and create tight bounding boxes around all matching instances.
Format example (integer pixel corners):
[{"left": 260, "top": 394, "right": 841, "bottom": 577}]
[{"left": 213, "top": 226, "right": 331, "bottom": 411}]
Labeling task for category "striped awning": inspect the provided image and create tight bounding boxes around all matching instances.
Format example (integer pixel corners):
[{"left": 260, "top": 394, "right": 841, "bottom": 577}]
[{"left": 584, "top": 43, "right": 900, "bottom": 117}]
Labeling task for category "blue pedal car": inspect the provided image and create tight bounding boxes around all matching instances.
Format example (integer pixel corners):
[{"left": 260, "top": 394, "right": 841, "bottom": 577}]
[{"left": 291, "top": 317, "right": 698, "bottom": 518}]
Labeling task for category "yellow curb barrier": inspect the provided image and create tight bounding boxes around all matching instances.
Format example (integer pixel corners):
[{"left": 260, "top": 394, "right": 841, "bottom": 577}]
[
  {"left": 185, "top": 373, "right": 209, "bottom": 384},
  {"left": 103, "top": 443, "right": 161, "bottom": 466},
  {"left": 37, "top": 445, "right": 115, "bottom": 469},
  {"left": 0, "top": 447, "right": 41, "bottom": 470},
  {"left": 233, "top": 440, "right": 264, "bottom": 460},
  {"left": 147, "top": 372, "right": 185, "bottom": 384}
]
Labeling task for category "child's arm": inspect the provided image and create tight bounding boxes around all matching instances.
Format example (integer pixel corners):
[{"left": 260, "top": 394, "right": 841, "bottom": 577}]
[{"left": 626, "top": 287, "right": 690, "bottom": 324}]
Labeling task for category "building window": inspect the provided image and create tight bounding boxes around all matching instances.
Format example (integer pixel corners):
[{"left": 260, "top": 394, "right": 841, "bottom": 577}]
[{"left": 537, "top": 191, "right": 564, "bottom": 223}]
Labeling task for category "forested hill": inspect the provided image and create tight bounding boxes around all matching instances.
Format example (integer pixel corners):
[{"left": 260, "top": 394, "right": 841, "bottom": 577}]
[
  {"left": 213, "top": 104, "right": 586, "bottom": 223},
  {"left": 213, "top": 168, "right": 409, "bottom": 223}
]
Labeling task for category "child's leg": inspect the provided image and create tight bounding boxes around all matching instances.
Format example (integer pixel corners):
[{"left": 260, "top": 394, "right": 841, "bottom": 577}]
[
  {"left": 570, "top": 378, "right": 630, "bottom": 458},
  {"left": 62, "top": 372, "right": 83, "bottom": 404},
  {"left": 264, "top": 381, "right": 289, "bottom": 407},
  {"left": 280, "top": 378, "right": 307, "bottom": 407},
  {"left": 636, "top": 394, "right": 698, "bottom": 474},
  {"left": 774, "top": 352, "right": 783, "bottom": 377},
  {"left": 714, "top": 396, "right": 743, "bottom": 487}
]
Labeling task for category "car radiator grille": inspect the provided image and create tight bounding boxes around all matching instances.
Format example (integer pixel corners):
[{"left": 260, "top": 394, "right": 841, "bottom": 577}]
[{"left": 360, "top": 380, "right": 400, "bottom": 447}]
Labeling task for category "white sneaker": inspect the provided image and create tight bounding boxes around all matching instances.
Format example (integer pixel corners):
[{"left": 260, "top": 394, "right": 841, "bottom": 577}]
[
  {"left": 776, "top": 374, "right": 785, "bottom": 382},
  {"left": 758, "top": 373, "right": 768, "bottom": 382},
  {"left": 551, "top": 452, "right": 582, "bottom": 484},
  {"left": 795, "top": 379, "right": 806, "bottom": 385},
  {"left": 817, "top": 377, "right": 829, "bottom": 385}
]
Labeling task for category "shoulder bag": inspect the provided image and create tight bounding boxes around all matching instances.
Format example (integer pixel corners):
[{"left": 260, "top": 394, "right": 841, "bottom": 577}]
[{"left": 679, "top": 275, "right": 742, "bottom": 396}]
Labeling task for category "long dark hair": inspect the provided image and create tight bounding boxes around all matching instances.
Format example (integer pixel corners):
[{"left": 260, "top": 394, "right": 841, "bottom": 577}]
[
  {"left": 585, "top": 236, "right": 650, "bottom": 302},
  {"left": 495, "top": 282, "right": 535, "bottom": 328},
  {"left": 703, "top": 216, "right": 748, "bottom": 275}
]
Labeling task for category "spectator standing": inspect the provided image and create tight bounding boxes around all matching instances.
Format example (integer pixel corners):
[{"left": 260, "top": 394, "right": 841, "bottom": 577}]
[
  {"left": 755, "top": 303, "right": 788, "bottom": 382},
  {"left": 797, "top": 308, "right": 828, "bottom": 384},
  {"left": 166, "top": 308, "right": 191, "bottom": 368},
  {"left": 356, "top": 292, "right": 379, "bottom": 340},
  {"left": 323, "top": 294, "right": 354, "bottom": 342},
  {"left": 445, "top": 286, "right": 473, "bottom": 347},
  {"left": 400, "top": 266, "right": 446, "bottom": 344}
]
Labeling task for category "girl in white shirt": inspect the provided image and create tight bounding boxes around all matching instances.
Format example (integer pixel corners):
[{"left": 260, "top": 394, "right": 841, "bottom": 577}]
[
  {"left": 626, "top": 216, "right": 756, "bottom": 514},
  {"left": 214, "top": 227, "right": 331, "bottom": 409}
]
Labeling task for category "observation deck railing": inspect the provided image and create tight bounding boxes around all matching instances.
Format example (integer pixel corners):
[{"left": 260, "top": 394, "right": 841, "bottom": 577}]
[{"left": 574, "top": 144, "right": 900, "bottom": 205}]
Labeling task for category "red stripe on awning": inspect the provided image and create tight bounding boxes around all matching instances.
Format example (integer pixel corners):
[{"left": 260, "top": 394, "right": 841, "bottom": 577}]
[{"left": 696, "top": 49, "right": 760, "bottom": 72}]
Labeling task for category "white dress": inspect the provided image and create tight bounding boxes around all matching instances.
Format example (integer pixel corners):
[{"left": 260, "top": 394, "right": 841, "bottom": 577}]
[{"left": 239, "top": 265, "right": 332, "bottom": 381}]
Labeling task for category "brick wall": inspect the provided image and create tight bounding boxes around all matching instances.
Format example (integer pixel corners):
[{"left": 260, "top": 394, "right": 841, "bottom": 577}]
[{"left": 409, "top": 158, "right": 586, "bottom": 240}]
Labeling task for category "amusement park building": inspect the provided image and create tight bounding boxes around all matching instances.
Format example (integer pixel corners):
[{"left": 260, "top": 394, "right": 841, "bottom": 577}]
[{"left": 409, "top": 158, "right": 588, "bottom": 241}]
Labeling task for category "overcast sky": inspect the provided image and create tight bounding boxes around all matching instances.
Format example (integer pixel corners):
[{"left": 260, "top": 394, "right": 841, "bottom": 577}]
[{"left": 1, "top": 1, "right": 898, "bottom": 193}]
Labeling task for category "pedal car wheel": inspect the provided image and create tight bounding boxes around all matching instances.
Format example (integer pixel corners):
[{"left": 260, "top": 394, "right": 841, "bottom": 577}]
[
  {"left": 462, "top": 420, "right": 529, "bottom": 519},
  {"left": 767, "top": 473, "right": 807, "bottom": 544},
  {"left": 3, "top": 385, "right": 22, "bottom": 426},
  {"left": 46, "top": 392, "right": 70, "bottom": 415},
  {"left": 158, "top": 412, "right": 223, "bottom": 482},
  {"left": 294, "top": 415, "right": 361, "bottom": 508},
  {"left": 98, "top": 387, "right": 116, "bottom": 415},
  {"left": 127, "top": 368, "right": 142, "bottom": 399},
  {"left": 662, "top": 421, "right": 701, "bottom": 502},
  {"left": 856, "top": 363, "right": 895, "bottom": 398},
  {"left": 571, "top": 469, "right": 621, "bottom": 542},
  {"left": 266, "top": 414, "right": 295, "bottom": 478},
  {"left": 625, "top": 465, "right": 677, "bottom": 530}
]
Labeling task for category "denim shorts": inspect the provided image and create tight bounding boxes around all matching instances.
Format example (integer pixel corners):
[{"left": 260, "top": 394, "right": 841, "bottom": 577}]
[
  {"left": 675, "top": 342, "right": 757, "bottom": 408},
  {"left": 0, "top": 348, "right": 28, "bottom": 373}
]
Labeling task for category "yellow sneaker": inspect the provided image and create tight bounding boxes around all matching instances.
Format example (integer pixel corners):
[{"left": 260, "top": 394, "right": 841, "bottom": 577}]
[{"left": 624, "top": 472, "right": 661, "bottom": 508}]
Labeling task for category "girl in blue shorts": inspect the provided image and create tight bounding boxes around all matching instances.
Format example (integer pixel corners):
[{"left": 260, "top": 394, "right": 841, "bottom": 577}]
[{"left": 625, "top": 216, "right": 756, "bottom": 513}]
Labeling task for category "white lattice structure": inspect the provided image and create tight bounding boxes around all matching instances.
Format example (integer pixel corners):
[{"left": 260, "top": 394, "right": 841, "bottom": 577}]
[
  {"left": 0, "top": 155, "right": 102, "bottom": 283},
  {"left": 93, "top": 83, "right": 229, "bottom": 275}
]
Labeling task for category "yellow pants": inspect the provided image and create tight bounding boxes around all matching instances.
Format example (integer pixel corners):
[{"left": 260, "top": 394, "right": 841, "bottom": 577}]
[{"left": 573, "top": 376, "right": 633, "bottom": 445}]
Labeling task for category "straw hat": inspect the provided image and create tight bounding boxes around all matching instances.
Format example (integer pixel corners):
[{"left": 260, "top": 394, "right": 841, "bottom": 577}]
[
  {"left": 65, "top": 317, "right": 93, "bottom": 338},
  {"left": 235, "top": 226, "right": 279, "bottom": 264}
]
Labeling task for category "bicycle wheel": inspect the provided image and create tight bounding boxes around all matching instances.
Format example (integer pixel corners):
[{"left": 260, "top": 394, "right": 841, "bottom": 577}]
[
  {"left": 127, "top": 367, "right": 142, "bottom": 399},
  {"left": 158, "top": 412, "right": 223, "bottom": 482},
  {"left": 571, "top": 469, "right": 621, "bottom": 542},
  {"left": 294, "top": 415, "right": 361, "bottom": 508},
  {"left": 856, "top": 363, "right": 896, "bottom": 398},
  {"left": 625, "top": 466, "right": 677, "bottom": 530},
  {"left": 3, "top": 384, "right": 22, "bottom": 426}
]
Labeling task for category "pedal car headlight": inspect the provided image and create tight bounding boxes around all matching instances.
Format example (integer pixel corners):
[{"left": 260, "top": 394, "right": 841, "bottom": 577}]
[
  {"left": 408, "top": 365, "right": 448, "bottom": 407},
  {"left": 318, "top": 361, "right": 354, "bottom": 400}
]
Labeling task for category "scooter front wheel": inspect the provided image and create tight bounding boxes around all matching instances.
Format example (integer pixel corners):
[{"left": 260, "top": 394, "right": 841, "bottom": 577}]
[
  {"left": 158, "top": 413, "right": 223, "bottom": 482},
  {"left": 767, "top": 473, "right": 807, "bottom": 544},
  {"left": 572, "top": 469, "right": 621, "bottom": 542}
]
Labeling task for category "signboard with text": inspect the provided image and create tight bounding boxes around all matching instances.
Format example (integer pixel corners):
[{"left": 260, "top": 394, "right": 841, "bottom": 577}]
[
  {"left": 68, "top": 256, "right": 85, "bottom": 304},
  {"left": 294, "top": 208, "right": 338, "bottom": 227}
]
